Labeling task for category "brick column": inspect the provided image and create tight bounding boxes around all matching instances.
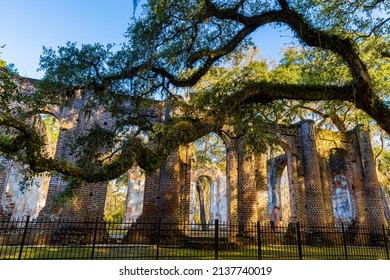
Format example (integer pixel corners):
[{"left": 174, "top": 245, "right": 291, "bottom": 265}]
[
  {"left": 300, "top": 121, "right": 327, "bottom": 226},
  {"left": 137, "top": 170, "right": 160, "bottom": 222},
  {"left": 80, "top": 182, "right": 108, "bottom": 220},
  {"left": 319, "top": 155, "right": 335, "bottom": 225},
  {"left": 158, "top": 149, "right": 182, "bottom": 223},
  {"left": 0, "top": 163, "right": 9, "bottom": 218},
  {"left": 237, "top": 137, "right": 258, "bottom": 228},
  {"left": 254, "top": 153, "right": 269, "bottom": 223},
  {"left": 350, "top": 146, "right": 369, "bottom": 225},
  {"left": 224, "top": 136, "right": 238, "bottom": 225},
  {"left": 179, "top": 145, "right": 191, "bottom": 224},
  {"left": 286, "top": 152, "right": 302, "bottom": 223},
  {"left": 358, "top": 128, "right": 386, "bottom": 226},
  {"left": 38, "top": 128, "right": 72, "bottom": 220}
]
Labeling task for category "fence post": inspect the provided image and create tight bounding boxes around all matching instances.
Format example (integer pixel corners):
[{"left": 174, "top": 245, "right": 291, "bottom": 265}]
[
  {"left": 341, "top": 223, "right": 348, "bottom": 260},
  {"left": 18, "top": 216, "right": 30, "bottom": 260},
  {"left": 296, "top": 222, "right": 303, "bottom": 260},
  {"left": 382, "top": 225, "right": 389, "bottom": 260},
  {"left": 91, "top": 217, "right": 99, "bottom": 260},
  {"left": 214, "top": 219, "right": 219, "bottom": 260},
  {"left": 156, "top": 219, "right": 161, "bottom": 260},
  {"left": 257, "top": 221, "right": 262, "bottom": 260}
]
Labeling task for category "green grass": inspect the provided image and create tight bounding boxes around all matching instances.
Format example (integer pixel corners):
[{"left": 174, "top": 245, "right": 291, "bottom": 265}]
[{"left": 1, "top": 244, "right": 388, "bottom": 260}]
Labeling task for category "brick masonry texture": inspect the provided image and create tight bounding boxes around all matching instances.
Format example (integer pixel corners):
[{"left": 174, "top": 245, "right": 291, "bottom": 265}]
[{"left": 0, "top": 78, "right": 388, "bottom": 230}]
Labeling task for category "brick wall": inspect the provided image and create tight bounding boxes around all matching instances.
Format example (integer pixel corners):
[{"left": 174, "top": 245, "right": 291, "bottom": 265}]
[
  {"left": 1, "top": 77, "right": 387, "bottom": 228},
  {"left": 0, "top": 168, "right": 8, "bottom": 219}
]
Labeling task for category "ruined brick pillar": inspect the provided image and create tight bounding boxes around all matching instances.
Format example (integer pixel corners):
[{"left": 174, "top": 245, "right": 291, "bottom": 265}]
[
  {"left": 277, "top": 124, "right": 307, "bottom": 225},
  {"left": 39, "top": 125, "right": 108, "bottom": 221},
  {"left": 77, "top": 182, "right": 108, "bottom": 220},
  {"left": 138, "top": 145, "right": 190, "bottom": 225},
  {"left": 37, "top": 128, "right": 70, "bottom": 220},
  {"left": 381, "top": 188, "right": 390, "bottom": 226},
  {"left": 357, "top": 128, "right": 386, "bottom": 226},
  {"left": 286, "top": 152, "right": 302, "bottom": 224},
  {"left": 254, "top": 153, "right": 269, "bottom": 223},
  {"left": 179, "top": 145, "right": 191, "bottom": 224},
  {"left": 137, "top": 170, "right": 160, "bottom": 222},
  {"left": 157, "top": 148, "right": 183, "bottom": 223},
  {"left": 224, "top": 136, "right": 238, "bottom": 225},
  {"left": 237, "top": 137, "right": 258, "bottom": 228},
  {"left": 39, "top": 89, "right": 118, "bottom": 222},
  {"left": 300, "top": 121, "right": 327, "bottom": 226},
  {"left": 319, "top": 155, "right": 335, "bottom": 225},
  {"left": 0, "top": 165, "right": 8, "bottom": 218},
  {"left": 349, "top": 142, "right": 369, "bottom": 225}
]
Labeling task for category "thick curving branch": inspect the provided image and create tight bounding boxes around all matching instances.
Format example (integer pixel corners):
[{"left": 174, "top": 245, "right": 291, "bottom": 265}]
[
  {"left": 109, "top": 1, "right": 371, "bottom": 106},
  {"left": 220, "top": 82, "right": 354, "bottom": 110},
  {"left": 3, "top": 78, "right": 390, "bottom": 182},
  {"left": 219, "top": 81, "right": 390, "bottom": 135},
  {"left": 54, "top": 2, "right": 375, "bottom": 112},
  {"left": 1, "top": 112, "right": 218, "bottom": 182}
]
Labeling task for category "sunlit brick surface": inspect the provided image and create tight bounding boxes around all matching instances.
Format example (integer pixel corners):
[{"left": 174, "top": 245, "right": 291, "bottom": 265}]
[{"left": 0, "top": 78, "right": 387, "bottom": 230}]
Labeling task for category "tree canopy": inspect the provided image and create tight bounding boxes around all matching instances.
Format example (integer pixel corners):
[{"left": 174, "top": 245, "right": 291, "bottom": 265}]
[{"left": 0, "top": 0, "right": 389, "bottom": 183}]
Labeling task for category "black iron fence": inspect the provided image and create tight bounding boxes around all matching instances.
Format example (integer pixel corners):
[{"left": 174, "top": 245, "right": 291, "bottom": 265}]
[{"left": 0, "top": 217, "right": 389, "bottom": 260}]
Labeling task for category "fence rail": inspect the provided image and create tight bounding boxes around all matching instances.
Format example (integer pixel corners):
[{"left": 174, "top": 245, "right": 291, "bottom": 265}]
[{"left": 0, "top": 217, "right": 389, "bottom": 260}]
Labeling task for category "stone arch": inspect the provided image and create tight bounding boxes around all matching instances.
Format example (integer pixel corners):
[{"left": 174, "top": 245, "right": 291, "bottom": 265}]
[
  {"left": 266, "top": 138, "right": 296, "bottom": 226},
  {"left": 188, "top": 132, "right": 228, "bottom": 226},
  {"left": 263, "top": 121, "right": 326, "bottom": 226},
  {"left": 267, "top": 154, "right": 289, "bottom": 224},
  {"left": 38, "top": 95, "right": 114, "bottom": 221},
  {"left": 190, "top": 168, "right": 227, "bottom": 227},
  {"left": 219, "top": 124, "right": 304, "bottom": 226}
]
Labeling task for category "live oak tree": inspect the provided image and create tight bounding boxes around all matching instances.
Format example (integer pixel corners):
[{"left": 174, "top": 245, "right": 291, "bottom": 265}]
[{"left": 0, "top": 0, "right": 389, "bottom": 185}]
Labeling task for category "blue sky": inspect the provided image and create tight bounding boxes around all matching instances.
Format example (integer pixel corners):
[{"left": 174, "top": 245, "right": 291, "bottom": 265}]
[{"left": 1, "top": 0, "right": 294, "bottom": 79}]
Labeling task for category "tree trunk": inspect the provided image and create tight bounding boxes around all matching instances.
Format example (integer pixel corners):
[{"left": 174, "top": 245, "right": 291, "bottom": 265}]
[{"left": 196, "top": 181, "right": 207, "bottom": 230}]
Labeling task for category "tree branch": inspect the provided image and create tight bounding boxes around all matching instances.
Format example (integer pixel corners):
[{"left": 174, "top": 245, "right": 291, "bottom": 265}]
[{"left": 220, "top": 82, "right": 353, "bottom": 112}]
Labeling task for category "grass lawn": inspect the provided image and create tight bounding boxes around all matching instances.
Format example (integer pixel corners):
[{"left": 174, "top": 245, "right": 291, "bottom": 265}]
[{"left": 0, "top": 243, "right": 388, "bottom": 260}]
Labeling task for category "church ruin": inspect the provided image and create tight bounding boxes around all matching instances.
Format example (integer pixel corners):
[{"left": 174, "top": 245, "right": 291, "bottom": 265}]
[{"left": 1, "top": 77, "right": 389, "bottom": 232}]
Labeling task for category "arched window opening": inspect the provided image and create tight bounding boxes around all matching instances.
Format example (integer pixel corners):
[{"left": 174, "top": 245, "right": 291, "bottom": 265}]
[
  {"left": 189, "top": 132, "right": 227, "bottom": 229},
  {"left": 194, "top": 175, "right": 211, "bottom": 230},
  {"left": 2, "top": 114, "right": 59, "bottom": 220},
  {"left": 104, "top": 166, "right": 145, "bottom": 224},
  {"left": 280, "top": 166, "right": 290, "bottom": 226},
  {"left": 104, "top": 125, "right": 146, "bottom": 224},
  {"left": 267, "top": 144, "right": 292, "bottom": 226}
]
